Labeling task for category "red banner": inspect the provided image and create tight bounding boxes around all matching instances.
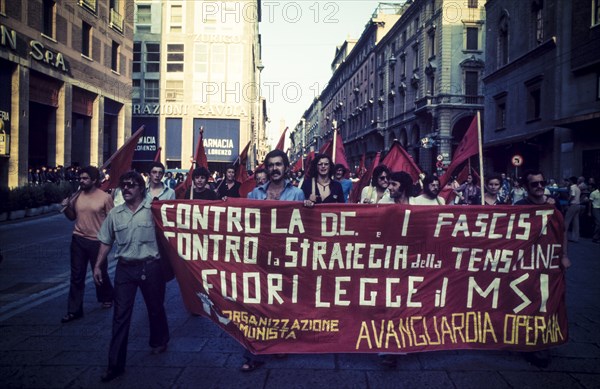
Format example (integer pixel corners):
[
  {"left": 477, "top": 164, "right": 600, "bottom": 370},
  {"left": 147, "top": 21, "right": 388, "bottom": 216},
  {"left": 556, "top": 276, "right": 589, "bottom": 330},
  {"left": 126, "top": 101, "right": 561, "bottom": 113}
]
[{"left": 151, "top": 199, "right": 568, "bottom": 354}]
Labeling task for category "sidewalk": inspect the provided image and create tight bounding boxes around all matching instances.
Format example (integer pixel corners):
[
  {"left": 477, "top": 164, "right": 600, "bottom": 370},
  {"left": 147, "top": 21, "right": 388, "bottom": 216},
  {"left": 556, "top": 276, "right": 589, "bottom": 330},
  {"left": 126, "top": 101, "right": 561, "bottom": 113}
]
[{"left": 1, "top": 239, "right": 599, "bottom": 389}]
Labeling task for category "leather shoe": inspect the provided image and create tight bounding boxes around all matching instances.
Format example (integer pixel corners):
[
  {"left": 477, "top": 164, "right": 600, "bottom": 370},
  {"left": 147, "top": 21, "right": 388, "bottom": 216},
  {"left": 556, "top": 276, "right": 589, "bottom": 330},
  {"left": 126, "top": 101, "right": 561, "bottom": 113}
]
[
  {"left": 151, "top": 344, "right": 168, "bottom": 355},
  {"left": 100, "top": 368, "right": 124, "bottom": 382}
]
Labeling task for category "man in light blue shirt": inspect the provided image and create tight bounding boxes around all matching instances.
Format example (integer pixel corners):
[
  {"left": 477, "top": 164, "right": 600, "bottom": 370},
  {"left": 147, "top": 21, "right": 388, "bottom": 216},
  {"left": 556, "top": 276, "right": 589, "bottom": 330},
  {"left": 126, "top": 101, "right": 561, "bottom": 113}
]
[
  {"left": 248, "top": 149, "right": 305, "bottom": 201},
  {"left": 146, "top": 162, "right": 176, "bottom": 201}
]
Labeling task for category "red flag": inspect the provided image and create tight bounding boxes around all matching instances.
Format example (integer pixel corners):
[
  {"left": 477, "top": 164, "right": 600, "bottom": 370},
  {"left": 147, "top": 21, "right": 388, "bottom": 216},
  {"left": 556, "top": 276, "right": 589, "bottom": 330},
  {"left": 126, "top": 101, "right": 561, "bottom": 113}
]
[
  {"left": 356, "top": 153, "right": 366, "bottom": 179},
  {"left": 349, "top": 152, "right": 381, "bottom": 203},
  {"left": 440, "top": 115, "right": 479, "bottom": 187},
  {"left": 303, "top": 151, "right": 316, "bottom": 178},
  {"left": 235, "top": 141, "right": 251, "bottom": 183},
  {"left": 320, "top": 131, "right": 350, "bottom": 171},
  {"left": 274, "top": 127, "right": 288, "bottom": 151},
  {"left": 153, "top": 147, "right": 162, "bottom": 162},
  {"left": 175, "top": 128, "right": 208, "bottom": 199},
  {"left": 100, "top": 126, "right": 145, "bottom": 191},
  {"left": 291, "top": 157, "right": 304, "bottom": 173},
  {"left": 381, "top": 141, "right": 421, "bottom": 182}
]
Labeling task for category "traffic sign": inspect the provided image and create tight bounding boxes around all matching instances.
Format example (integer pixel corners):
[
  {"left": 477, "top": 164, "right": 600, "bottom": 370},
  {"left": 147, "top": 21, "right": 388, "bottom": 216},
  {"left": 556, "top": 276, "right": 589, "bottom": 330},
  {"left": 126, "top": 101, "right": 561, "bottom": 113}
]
[{"left": 511, "top": 154, "right": 524, "bottom": 167}]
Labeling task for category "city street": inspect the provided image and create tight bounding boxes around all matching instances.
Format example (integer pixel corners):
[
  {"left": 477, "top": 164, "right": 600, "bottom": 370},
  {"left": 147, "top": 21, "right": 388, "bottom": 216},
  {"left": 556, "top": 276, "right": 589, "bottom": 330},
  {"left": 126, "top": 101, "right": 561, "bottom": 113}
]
[{"left": 1, "top": 213, "right": 599, "bottom": 389}]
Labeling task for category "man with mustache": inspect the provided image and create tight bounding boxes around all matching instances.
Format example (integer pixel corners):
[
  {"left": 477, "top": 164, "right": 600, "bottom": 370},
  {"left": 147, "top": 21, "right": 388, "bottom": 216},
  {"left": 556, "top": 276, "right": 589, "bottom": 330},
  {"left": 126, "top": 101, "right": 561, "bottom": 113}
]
[
  {"left": 247, "top": 149, "right": 305, "bottom": 201},
  {"left": 409, "top": 174, "right": 446, "bottom": 205},
  {"left": 60, "top": 166, "right": 114, "bottom": 323},
  {"left": 94, "top": 171, "right": 169, "bottom": 382},
  {"left": 243, "top": 149, "right": 304, "bottom": 371}
]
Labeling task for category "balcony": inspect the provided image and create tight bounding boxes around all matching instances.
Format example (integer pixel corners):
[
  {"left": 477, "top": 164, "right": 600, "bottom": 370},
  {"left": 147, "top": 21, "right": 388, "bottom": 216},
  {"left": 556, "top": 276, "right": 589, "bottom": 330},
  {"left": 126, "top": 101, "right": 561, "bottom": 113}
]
[
  {"left": 415, "top": 94, "right": 484, "bottom": 112},
  {"left": 78, "top": 0, "right": 96, "bottom": 13},
  {"left": 110, "top": 8, "right": 124, "bottom": 33}
]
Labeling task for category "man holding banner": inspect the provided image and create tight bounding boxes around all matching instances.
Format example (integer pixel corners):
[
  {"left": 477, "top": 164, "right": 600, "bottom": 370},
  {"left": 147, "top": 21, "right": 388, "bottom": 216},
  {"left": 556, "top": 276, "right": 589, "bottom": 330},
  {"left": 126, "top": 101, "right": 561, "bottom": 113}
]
[{"left": 248, "top": 150, "right": 304, "bottom": 202}]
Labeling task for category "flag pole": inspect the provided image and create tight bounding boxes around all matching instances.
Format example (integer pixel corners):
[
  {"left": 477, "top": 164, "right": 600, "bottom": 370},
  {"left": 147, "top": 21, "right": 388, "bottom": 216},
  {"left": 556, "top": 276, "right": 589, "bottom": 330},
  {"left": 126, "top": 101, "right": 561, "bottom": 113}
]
[
  {"left": 332, "top": 127, "right": 337, "bottom": 164},
  {"left": 476, "top": 111, "right": 485, "bottom": 205}
]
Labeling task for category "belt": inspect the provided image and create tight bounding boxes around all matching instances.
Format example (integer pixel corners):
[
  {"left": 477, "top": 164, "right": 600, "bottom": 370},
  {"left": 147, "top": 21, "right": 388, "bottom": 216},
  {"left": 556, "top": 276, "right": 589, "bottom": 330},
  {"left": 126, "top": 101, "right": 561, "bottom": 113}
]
[{"left": 118, "top": 257, "right": 159, "bottom": 266}]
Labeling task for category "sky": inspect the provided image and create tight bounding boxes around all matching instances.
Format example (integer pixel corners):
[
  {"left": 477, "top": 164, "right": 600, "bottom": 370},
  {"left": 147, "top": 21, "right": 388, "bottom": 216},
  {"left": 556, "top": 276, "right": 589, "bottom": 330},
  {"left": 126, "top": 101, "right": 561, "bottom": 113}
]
[{"left": 258, "top": 1, "right": 384, "bottom": 147}]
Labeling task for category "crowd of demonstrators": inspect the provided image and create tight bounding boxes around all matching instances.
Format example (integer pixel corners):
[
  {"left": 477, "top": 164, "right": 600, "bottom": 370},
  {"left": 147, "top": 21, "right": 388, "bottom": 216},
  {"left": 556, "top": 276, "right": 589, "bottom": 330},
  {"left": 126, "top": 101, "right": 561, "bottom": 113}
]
[
  {"left": 333, "top": 164, "right": 353, "bottom": 203},
  {"left": 453, "top": 174, "right": 481, "bottom": 205},
  {"left": 27, "top": 164, "right": 83, "bottom": 185}
]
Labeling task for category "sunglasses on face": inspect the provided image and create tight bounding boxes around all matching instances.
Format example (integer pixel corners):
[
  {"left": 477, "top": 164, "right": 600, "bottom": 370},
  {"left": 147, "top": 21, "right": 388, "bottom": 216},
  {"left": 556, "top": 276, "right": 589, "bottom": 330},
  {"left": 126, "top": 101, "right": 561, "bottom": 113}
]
[
  {"left": 378, "top": 176, "right": 388, "bottom": 181},
  {"left": 529, "top": 180, "right": 547, "bottom": 188},
  {"left": 120, "top": 182, "right": 139, "bottom": 189}
]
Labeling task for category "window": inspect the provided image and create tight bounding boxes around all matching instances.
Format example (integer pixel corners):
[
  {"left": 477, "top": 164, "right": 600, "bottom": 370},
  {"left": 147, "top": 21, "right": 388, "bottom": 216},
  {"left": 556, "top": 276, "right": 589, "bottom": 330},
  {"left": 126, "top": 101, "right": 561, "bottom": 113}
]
[
  {"left": 428, "top": 31, "right": 436, "bottom": 58},
  {"left": 593, "top": 0, "right": 600, "bottom": 26},
  {"left": 167, "top": 44, "right": 184, "bottom": 72},
  {"left": 468, "top": 0, "right": 478, "bottom": 8},
  {"left": 166, "top": 80, "right": 184, "bottom": 102},
  {"left": 1, "top": 0, "right": 6, "bottom": 15},
  {"left": 136, "top": 4, "right": 151, "bottom": 33},
  {"left": 111, "top": 41, "right": 120, "bottom": 72},
  {"left": 132, "top": 79, "right": 140, "bottom": 103},
  {"left": 494, "top": 93, "right": 507, "bottom": 130},
  {"left": 133, "top": 42, "right": 141, "bottom": 73},
  {"left": 109, "top": 0, "right": 124, "bottom": 32},
  {"left": 525, "top": 79, "right": 542, "bottom": 121},
  {"left": 532, "top": 1, "right": 544, "bottom": 44},
  {"left": 82, "top": 22, "right": 92, "bottom": 57},
  {"left": 146, "top": 43, "right": 160, "bottom": 73},
  {"left": 145, "top": 80, "right": 159, "bottom": 102},
  {"left": 428, "top": 76, "right": 435, "bottom": 96},
  {"left": 42, "top": 0, "right": 55, "bottom": 38},
  {"left": 465, "top": 71, "right": 479, "bottom": 103},
  {"left": 413, "top": 46, "right": 419, "bottom": 70},
  {"left": 498, "top": 15, "right": 509, "bottom": 67},
  {"left": 170, "top": 5, "right": 183, "bottom": 33},
  {"left": 466, "top": 27, "right": 479, "bottom": 51},
  {"left": 79, "top": 0, "right": 97, "bottom": 14}
]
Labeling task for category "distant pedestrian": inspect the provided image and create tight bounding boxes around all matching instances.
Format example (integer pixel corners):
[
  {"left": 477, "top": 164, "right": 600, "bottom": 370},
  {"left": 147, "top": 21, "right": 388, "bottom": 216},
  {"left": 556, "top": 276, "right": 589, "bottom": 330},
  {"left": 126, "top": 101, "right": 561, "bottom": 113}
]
[
  {"left": 94, "top": 171, "right": 169, "bottom": 382},
  {"left": 564, "top": 176, "right": 581, "bottom": 242},
  {"left": 60, "top": 166, "right": 114, "bottom": 323},
  {"left": 588, "top": 182, "right": 600, "bottom": 243}
]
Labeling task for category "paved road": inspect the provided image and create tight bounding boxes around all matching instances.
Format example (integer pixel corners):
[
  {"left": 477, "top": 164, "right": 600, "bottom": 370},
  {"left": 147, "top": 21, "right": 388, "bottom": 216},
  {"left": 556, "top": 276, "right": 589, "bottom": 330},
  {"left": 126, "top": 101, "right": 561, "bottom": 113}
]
[{"left": 0, "top": 213, "right": 599, "bottom": 388}]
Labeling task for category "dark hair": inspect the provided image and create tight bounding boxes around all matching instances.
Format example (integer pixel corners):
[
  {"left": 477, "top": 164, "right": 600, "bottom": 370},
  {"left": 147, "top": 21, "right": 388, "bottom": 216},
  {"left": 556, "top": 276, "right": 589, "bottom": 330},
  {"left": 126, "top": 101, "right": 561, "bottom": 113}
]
[
  {"left": 119, "top": 171, "right": 146, "bottom": 196},
  {"left": 309, "top": 154, "right": 333, "bottom": 178},
  {"left": 149, "top": 161, "right": 166, "bottom": 173},
  {"left": 519, "top": 169, "right": 545, "bottom": 187},
  {"left": 80, "top": 166, "right": 101, "bottom": 187},
  {"left": 422, "top": 174, "right": 440, "bottom": 187},
  {"left": 389, "top": 171, "right": 414, "bottom": 198},
  {"left": 371, "top": 165, "right": 391, "bottom": 186},
  {"left": 334, "top": 164, "right": 347, "bottom": 174},
  {"left": 254, "top": 168, "right": 267, "bottom": 176},
  {"left": 485, "top": 173, "right": 503, "bottom": 185},
  {"left": 264, "top": 149, "right": 290, "bottom": 168},
  {"left": 192, "top": 167, "right": 211, "bottom": 179},
  {"left": 568, "top": 176, "right": 578, "bottom": 184},
  {"left": 225, "top": 165, "right": 236, "bottom": 173}
]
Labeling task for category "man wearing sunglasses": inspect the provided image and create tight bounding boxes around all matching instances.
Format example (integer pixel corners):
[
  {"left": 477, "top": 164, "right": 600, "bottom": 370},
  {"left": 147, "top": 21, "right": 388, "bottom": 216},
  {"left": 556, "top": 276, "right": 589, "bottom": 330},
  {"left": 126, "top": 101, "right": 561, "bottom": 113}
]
[
  {"left": 360, "top": 165, "right": 392, "bottom": 204},
  {"left": 94, "top": 171, "right": 170, "bottom": 382}
]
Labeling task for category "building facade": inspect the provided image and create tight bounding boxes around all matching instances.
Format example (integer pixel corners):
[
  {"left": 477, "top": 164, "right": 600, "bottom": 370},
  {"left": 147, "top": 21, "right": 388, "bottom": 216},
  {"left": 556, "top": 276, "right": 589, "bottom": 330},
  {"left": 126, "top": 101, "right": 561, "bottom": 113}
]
[
  {"left": 131, "top": 0, "right": 265, "bottom": 173},
  {"left": 290, "top": 0, "right": 487, "bottom": 175},
  {"left": 0, "top": 0, "right": 134, "bottom": 188},
  {"left": 483, "top": 0, "right": 600, "bottom": 180}
]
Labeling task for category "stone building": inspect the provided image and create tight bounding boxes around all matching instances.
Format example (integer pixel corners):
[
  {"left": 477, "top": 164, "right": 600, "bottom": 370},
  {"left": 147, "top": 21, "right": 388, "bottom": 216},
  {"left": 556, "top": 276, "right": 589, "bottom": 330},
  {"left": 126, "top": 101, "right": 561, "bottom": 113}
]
[
  {"left": 483, "top": 0, "right": 600, "bottom": 180},
  {"left": 0, "top": 0, "right": 134, "bottom": 187}
]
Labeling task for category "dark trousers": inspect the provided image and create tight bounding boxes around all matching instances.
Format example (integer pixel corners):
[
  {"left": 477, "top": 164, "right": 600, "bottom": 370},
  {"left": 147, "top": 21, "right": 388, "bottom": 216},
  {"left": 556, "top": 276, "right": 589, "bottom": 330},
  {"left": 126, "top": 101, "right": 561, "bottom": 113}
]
[
  {"left": 67, "top": 235, "right": 113, "bottom": 315},
  {"left": 108, "top": 259, "right": 169, "bottom": 371}
]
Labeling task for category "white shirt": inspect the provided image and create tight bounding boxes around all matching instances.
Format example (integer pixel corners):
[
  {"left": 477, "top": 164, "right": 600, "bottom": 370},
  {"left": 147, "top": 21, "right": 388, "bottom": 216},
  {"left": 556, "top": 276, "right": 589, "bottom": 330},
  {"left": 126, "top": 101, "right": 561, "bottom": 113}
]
[{"left": 409, "top": 195, "right": 446, "bottom": 205}]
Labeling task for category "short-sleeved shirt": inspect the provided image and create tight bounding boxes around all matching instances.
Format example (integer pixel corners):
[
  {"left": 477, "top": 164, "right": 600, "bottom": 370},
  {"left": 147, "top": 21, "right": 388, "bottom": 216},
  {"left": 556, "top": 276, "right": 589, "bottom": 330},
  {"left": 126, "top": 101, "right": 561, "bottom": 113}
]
[
  {"left": 97, "top": 199, "right": 160, "bottom": 262},
  {"left": 247, "top": 180, "right": 304, "bottom": 201},
  {"left": 146, "top": 183, "right": 176, "bottom": 201},
  {"left": 569, "top": 184, "right": 581, "bottom": 205},
  {"left": 73, "top": 189, "right": 114, "bottom": 241},
  {"left": 360, "top": 186, "right": 391, "bottom": 204},
  {"left": 590, "top": 189, "right": 600, "bottom": 209},
  {"left": 409, "top": 195, "right": 446, "bottom": 205}
]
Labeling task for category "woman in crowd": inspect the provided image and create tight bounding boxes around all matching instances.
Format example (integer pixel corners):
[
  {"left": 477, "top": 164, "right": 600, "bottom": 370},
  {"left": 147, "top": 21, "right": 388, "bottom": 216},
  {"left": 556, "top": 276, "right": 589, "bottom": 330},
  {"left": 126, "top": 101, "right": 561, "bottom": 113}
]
[
  {"left": 301, "top": 154, "right": 345, "bottom": 205},
  {"left": 483, "top": 174, "right": 506, "bottom": 205}
]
